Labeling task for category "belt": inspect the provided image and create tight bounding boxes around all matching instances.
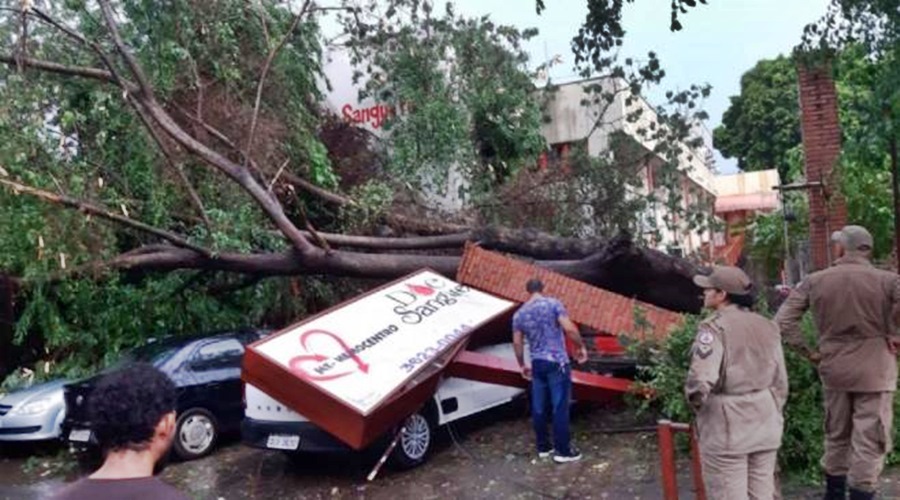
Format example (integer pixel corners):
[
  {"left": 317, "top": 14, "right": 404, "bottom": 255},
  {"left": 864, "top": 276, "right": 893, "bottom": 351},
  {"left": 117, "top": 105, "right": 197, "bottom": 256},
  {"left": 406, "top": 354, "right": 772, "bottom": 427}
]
[{"left": 711, "top": 388, "right": 769, "bottom": 398}]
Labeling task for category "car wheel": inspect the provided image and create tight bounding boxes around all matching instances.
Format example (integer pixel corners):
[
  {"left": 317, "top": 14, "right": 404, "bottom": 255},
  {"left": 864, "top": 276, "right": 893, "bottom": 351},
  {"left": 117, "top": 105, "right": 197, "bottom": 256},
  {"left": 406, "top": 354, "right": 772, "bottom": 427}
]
[
  {"left": 389, "top": 411, "right": 434, "bottom": 470},
  {"left": 173, "top": 408, "right": 218, "bottom": 460}
]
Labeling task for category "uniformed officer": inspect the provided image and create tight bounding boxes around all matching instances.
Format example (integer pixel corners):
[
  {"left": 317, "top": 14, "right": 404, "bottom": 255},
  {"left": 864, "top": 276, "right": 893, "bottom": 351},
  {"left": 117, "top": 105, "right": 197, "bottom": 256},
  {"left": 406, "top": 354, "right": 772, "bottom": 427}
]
[
  {"left": 775, "top": 225, "right": 900, "bottom": 500},
  {"left": 686, "top": 265, "right": 788, "bottom": 500}
]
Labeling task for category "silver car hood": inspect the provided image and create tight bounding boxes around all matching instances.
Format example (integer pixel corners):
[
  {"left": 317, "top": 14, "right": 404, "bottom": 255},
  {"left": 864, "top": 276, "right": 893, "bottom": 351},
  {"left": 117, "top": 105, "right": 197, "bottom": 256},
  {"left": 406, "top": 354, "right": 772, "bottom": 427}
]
[{"left": 0, "top": 379, "right": 69, "bottom": 407}]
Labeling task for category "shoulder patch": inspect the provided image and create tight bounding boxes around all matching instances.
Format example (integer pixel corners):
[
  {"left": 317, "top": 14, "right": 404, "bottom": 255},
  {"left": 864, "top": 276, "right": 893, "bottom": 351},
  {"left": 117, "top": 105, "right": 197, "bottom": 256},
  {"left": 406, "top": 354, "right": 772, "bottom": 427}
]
[
  {"left": 698, "top": 330, "right": 714, "bottom": 345},
  {"left": 694, "top": 344, "right": 713, "bottom": 359}
]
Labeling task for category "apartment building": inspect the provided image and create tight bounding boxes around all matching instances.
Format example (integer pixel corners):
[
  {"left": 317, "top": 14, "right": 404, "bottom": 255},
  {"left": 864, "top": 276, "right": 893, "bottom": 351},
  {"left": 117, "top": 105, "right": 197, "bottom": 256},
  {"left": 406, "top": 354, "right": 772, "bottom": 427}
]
[{"left": 539, "top": 78, "right": 718, "bottom": 256}]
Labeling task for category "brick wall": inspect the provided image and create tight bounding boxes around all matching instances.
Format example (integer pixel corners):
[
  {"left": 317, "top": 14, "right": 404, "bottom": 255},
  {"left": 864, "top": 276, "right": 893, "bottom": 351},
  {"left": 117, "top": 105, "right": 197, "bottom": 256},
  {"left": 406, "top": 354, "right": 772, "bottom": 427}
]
[
  {"left": 797, "top": 62, "right": 847, "bottom": 271},
  {"left": 456, "top": 243, "right": 684, "bottom": 341}
]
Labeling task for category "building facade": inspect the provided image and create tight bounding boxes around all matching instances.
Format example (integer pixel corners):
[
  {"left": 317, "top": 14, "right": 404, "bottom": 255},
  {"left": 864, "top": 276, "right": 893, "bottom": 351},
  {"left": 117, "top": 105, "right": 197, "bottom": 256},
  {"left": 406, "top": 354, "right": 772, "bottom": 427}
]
[{"left": 539, "top": 78, "right": 718, "bottom": 256}]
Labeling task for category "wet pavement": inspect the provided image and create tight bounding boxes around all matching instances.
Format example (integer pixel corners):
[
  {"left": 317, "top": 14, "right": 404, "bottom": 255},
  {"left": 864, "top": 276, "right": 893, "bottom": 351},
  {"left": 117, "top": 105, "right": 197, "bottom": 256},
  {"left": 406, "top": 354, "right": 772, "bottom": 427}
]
[{"left": 2, "top": 404, "right": 899, "bottom": 499}]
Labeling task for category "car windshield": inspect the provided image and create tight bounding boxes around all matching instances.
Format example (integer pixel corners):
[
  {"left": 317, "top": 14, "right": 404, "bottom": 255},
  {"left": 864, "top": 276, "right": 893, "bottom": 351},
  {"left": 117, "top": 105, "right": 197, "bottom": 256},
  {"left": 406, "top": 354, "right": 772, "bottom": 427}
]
[{"left": 111, "top": 339, "right": 185, "bottom": 369}]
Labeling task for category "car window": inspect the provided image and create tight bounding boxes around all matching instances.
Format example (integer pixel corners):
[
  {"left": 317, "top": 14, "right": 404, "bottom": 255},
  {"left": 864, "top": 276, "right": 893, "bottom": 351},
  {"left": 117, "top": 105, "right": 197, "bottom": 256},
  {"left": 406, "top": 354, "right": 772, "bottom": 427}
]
[
  {"left": 190, "top": 338, "right": 244, "bottom": 371},
  {"left": 237, "top": 330, "right": 266, "bottom": 345},
  {"left": 115, "top": 342, "right": 182, "bottom": 369}
]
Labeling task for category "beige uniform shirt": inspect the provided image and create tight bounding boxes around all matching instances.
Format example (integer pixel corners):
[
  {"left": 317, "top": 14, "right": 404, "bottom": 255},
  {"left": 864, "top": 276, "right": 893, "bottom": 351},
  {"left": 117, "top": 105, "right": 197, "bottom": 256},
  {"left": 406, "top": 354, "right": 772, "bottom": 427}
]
[
  {"left": 775, "top": 256, "right": 900, "bottom": 392},
  {"left": 685, "top": 304, "right": 788, "bottom": 455}
]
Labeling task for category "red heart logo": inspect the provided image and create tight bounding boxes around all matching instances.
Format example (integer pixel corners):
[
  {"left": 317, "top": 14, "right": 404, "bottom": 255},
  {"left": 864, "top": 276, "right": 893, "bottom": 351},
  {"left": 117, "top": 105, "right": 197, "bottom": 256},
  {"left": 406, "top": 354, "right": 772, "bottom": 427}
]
[
  {"left": 287, "top": 329, "right": 369, "bottom": 382},
  {"left": 406, "top": 283, "right": 435, "bottom": 296}
]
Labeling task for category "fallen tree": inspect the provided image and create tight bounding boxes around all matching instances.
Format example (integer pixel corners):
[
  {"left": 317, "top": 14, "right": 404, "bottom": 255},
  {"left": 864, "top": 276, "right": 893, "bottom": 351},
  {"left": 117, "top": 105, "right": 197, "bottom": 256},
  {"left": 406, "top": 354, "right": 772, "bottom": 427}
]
[{"left": 0, "top": 1, "right": 704, "bottom": 321}]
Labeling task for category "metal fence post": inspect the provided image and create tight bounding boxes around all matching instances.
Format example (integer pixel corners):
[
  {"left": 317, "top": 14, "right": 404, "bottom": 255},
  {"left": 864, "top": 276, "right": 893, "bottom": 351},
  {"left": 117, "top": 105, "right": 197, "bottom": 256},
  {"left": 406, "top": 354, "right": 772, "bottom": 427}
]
[{"left": 657, "top": 419, "right": 679, "bottom": 500}]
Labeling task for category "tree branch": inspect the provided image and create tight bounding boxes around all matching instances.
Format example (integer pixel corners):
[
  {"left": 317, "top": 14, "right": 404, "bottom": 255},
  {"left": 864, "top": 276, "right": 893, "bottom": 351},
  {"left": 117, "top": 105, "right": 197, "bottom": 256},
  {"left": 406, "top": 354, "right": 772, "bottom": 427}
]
[
  {"left": 172, "top": 103, "right": 356, "bottom": 207},
  {"left": 0, "top": 178, "right": 212, "bottom": 257},
  {"left": 298, "top": 203, "right": 330, "bottom": 251},
  {"left": 139, "top": 98, "right": 316, "bottom": 254},
  {"left": 0, "top": 54, "right": 136, "bottom": 91},
  {"left": 281, "top": 171, "right": 355, "bottom": 206},
  {"left": 245, "top": 0, "right": 312, "bottom": 164},
  {"left": 385, "top": 213, "right": 471, "bottom": 235},
  {"left": 293, "top": 231, "right": 471, "bottom": 250},
  {"left": 30, "top": 7, "right": 134, "bottom": 92},
  {"left": 21, "top": 236, "right": 701, "bottom": 313},
  {"left": 104, "top": 246, "right": 461, "bottom": 279},
  {"left": 97, "top": 0, "right": 154, "bottom": 96},
  {"left": 252, "top": 0, "right": 271, "bottom": 48},
  {"left": 128, "top": 97, "right": 212, "bottom": 231}
]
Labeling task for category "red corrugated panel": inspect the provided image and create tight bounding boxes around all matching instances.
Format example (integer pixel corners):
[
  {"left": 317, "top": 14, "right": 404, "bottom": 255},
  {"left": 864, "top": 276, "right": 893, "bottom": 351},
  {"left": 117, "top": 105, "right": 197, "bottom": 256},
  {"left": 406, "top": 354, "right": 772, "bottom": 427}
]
[{"left": 456, "top": 243, "right": 684, "bottom": 341}]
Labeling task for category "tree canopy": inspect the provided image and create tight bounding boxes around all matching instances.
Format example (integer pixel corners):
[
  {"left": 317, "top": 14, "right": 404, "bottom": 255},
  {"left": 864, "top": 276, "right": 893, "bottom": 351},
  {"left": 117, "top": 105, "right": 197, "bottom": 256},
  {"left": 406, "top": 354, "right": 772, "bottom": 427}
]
[
  {"left": 0, "top": 0, "right": 713, "bottom": 378},
  {"left": 713, "top": 56, "right": 801, "bottom": 181}
]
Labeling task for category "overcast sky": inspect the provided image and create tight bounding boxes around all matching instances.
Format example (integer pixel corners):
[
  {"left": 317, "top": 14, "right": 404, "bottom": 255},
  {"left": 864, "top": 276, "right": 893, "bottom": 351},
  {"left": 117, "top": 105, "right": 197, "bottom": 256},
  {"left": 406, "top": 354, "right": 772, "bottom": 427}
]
[
  {"left": 449, "top": 0, "right": 832, "bottom": 173},
  {"left": 320, "top": 0, "right": 832, "bottom": 173}
]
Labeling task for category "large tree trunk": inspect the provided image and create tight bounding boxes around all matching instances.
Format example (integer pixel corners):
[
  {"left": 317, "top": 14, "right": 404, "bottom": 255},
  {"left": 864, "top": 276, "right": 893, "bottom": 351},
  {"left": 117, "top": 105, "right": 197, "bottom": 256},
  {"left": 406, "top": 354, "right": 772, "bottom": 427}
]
[
  {"left": 0, "top": 9, "right": 704, "bottom": 319},
  {"left": 93, "top": 233, "right": 703, "bottom": 314},
  {"left": 537, "top": 236, "right": 703, "bottom": 314}
]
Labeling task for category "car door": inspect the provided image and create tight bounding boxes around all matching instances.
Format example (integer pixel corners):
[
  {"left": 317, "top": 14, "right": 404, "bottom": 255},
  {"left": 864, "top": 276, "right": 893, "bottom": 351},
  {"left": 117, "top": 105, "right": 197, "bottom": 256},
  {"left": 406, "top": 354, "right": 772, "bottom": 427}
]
[
  {"left": 186, "top": 337, "right": 246, "bottom": 430},
  {"left": 434, "top": 343, "right": 525, "bottom": 424}
]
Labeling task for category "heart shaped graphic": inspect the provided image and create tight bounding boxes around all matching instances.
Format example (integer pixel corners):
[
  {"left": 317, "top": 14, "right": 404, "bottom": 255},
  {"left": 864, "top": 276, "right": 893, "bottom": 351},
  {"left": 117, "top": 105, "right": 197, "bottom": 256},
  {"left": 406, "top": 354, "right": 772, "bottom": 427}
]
[{"left": 288, "top": 329, "right": 369, "bottom": 382}]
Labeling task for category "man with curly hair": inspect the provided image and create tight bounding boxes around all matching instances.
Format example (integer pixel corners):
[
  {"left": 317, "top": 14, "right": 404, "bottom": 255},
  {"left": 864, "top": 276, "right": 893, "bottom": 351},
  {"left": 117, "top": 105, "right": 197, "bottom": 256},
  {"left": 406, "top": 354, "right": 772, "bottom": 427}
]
[{"left": 52, "top": 362, "right": 187, "bottom": 499}]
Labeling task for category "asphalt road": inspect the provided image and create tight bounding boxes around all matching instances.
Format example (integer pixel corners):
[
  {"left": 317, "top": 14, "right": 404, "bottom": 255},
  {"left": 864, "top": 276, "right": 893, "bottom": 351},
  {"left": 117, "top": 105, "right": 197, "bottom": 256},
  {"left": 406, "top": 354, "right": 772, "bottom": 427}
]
[{"left": 4, "top": 404, "right": 897, "bottom": 499}]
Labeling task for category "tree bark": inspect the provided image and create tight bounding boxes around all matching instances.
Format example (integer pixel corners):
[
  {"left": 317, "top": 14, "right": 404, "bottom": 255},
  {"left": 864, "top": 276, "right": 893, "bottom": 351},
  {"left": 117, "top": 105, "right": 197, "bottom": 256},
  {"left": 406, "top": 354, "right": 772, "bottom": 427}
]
[{"left": 92, "top": 234, "right": 703, "bottom": 314}]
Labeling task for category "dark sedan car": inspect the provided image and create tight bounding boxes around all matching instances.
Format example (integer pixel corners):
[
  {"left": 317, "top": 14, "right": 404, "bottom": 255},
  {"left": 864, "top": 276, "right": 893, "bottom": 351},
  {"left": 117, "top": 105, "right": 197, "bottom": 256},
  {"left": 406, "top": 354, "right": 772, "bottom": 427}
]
[{"left": 62, "top": 329, "right": 266, "bottom": 460}]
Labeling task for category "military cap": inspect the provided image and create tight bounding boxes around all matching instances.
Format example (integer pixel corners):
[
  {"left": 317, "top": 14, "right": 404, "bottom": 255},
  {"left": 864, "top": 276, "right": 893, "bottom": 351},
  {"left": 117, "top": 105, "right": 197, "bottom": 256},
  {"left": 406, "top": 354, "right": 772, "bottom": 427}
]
[
  {"left": 831, "top": 225, "right": 873, "bottom": 251},
  {"left": 693, "top": 265, "right": 753, "bottom": 296}
]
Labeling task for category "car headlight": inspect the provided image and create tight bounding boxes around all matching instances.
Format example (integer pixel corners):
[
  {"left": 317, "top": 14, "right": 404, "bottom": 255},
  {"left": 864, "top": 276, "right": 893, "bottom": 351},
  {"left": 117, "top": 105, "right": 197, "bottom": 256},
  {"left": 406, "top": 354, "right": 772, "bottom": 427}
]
[{"left": 11, "top": 397, "right": 52, "bottom": 416}]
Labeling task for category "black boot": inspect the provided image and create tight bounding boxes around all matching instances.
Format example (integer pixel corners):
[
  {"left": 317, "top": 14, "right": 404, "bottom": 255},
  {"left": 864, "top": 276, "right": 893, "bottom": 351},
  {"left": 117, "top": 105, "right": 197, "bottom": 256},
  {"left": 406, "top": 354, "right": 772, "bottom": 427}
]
[
  {"left": 848, "top": 487, "right": 875, "bottom": 500},
  {"left": 823, "top": 474, "right": 847, "bottom": 500}
]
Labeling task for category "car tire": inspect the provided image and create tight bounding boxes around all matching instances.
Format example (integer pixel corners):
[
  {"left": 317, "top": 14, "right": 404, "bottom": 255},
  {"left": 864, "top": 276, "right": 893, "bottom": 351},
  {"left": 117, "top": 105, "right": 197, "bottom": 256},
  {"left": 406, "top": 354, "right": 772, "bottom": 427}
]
[
  {"left": 388, "top": 410, "right": 435, "bottom": 470},
  {"left": 173, "top": 408, "right": 218, "bottom": 460}
]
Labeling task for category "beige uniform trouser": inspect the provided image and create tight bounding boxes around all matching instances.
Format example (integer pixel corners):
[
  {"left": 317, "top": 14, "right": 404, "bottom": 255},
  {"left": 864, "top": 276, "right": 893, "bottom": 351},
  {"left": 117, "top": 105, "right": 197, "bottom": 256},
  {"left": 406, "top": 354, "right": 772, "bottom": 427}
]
[
  {"left": 701, "top": 449, "right": 778, "bottom": 500},
  {"left": 822, "top": 390, "right": 894, "bottom": 492}
]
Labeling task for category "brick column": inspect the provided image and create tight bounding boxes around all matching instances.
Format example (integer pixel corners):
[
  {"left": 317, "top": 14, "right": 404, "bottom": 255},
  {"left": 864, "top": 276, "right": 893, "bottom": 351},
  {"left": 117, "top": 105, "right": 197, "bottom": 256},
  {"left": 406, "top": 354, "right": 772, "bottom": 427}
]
[{"left": 797, "top": 62, "right": 847, "bottom": 271}]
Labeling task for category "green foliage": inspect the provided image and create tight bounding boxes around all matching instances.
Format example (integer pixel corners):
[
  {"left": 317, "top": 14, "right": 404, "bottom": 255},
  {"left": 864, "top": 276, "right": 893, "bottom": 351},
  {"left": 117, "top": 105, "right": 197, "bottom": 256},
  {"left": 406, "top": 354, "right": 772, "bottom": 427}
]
[
  {"left": 0, "top": 1, "right": 332, "bottom": 378},
  {"left": 713, "top": 56, "right": 802, "bottom": 181},
  {"left": 834, "top": 45, "right": 897, "bottom": 259},
  {"left": 628, "top": 314, "right": 699, "bottom": 424},
  {"left": 13, "top": 273, "right": 283, "bottom": 379},
  {"left": 339, "top": 181, "right": 395, "bottom": 232},
  {"left": 341, "top": 1, "right": 546, "bottom": 202},
  {"left": 630, "top": 307, "right": 900, "bottom": 482},
  {"left": 749, "top": 189, "right": 809, "bottom": 283},
  {"left": 482, "top": 140, "right": 650, "bottom": 238},
  {"left": 798, "top": 1, "right": 900, "bottom": 260},
  {"left": 744, "top": 45, "right": 897, "bottom": 266}
]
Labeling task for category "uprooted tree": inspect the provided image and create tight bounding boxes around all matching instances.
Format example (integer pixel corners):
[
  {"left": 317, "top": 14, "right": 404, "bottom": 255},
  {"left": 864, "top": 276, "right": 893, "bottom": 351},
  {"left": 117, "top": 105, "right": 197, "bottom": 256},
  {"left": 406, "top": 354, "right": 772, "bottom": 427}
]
[{"left": 0, "top": 0, "right": 714, "bottom": 376}]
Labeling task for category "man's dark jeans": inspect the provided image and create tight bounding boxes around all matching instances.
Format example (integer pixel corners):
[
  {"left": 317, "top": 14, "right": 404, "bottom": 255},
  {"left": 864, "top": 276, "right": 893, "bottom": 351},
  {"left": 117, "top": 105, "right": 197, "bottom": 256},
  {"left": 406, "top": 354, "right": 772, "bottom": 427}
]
[{"left": 530, "top": 359, "right": 572, "bottom": 455}]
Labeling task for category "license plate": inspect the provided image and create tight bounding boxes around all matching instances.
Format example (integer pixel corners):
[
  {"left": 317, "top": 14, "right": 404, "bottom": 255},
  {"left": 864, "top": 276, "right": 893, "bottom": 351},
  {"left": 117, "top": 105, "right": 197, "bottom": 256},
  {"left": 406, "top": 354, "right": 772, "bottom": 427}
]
[
  {"left": 266, "top": 434, "right": 300, "bottom": 450},
  {"left": 69, "top": 429, "right": 91, "bottom": 442}
]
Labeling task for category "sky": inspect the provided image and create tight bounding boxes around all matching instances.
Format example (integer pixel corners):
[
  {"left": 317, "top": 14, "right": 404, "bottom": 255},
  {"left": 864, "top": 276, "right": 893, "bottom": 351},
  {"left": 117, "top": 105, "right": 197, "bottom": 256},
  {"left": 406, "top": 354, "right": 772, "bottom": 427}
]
[
  {"left": 319, "top": 0, "right": 833, "bottom": 173},
  {"left": 445, "top": 0, "right": 833, "bottom": 174}
]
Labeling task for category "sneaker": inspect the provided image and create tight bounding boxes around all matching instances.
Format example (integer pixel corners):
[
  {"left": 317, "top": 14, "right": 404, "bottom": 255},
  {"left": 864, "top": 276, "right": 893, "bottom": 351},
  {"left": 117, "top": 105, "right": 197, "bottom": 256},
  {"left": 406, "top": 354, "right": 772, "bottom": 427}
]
[
  {"left": 553, "top": 449, "right": 583, "bottom": 463},
  {"left": 538, "top": 449, "right": 554, "bottom": 458}
]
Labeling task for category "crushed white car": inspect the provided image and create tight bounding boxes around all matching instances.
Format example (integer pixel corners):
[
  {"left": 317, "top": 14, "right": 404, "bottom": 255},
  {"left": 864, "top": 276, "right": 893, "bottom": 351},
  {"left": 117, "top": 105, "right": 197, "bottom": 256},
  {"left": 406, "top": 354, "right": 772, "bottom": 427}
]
[{"left": 242, "top": 343, "right": 525, "bottom": 468}]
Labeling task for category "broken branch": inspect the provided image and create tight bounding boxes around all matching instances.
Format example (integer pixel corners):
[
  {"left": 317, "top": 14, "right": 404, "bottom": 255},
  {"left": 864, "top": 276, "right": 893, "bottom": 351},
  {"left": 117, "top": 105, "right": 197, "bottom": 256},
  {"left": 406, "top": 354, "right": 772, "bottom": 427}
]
[
  {"left": 245, "top": 0, "right": 312, "bottom": 164},
  {"left": 128, "top": 97, "right": 212, "bottom": 231},
  {"left": 0, "top": 54, "right": 136, "bottom": 92},
  {"left": 97, "top": 0, "right": 155, "bottom": 96},
  {"left": 0, "top": 178, "right": 212, "bottom": 257}
]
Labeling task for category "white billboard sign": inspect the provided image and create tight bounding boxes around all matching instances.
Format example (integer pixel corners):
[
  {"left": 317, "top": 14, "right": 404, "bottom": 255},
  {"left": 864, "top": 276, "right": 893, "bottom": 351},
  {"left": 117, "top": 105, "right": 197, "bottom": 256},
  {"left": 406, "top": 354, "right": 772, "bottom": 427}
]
[{"left": 253, "top": 270, "right": 514, "bottom": 414}]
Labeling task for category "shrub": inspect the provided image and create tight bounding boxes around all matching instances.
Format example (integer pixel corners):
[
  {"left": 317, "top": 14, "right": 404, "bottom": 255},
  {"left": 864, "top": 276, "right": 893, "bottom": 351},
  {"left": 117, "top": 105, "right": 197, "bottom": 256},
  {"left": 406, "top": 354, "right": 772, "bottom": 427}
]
[{"left": 626, "top": 309, "right": 900, "bottom": 482}]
